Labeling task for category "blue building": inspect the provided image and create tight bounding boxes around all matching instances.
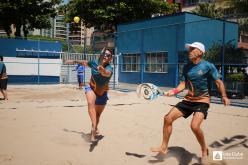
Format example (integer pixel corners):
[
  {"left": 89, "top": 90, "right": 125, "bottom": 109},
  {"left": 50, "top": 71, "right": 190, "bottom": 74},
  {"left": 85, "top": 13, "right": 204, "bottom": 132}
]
[
  {"left": 0, "top": 38, "right": 62, "bottom": 58},
  {"left": 0, "top": 38, "right": 62, "bottom": 84},
  {"left": 116, "top": 12, "right": 238, "bottom": 87}
]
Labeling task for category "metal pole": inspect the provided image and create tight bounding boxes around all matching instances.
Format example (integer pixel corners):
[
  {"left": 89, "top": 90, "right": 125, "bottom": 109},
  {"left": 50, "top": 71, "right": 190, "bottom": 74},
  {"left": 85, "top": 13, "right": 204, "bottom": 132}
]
[
  {"left": 221, "top": 18, "right": 226, "bottom": 81},
  {"left": 92, "top": 32, "right": 95, "bottom": 55},
  {"left": 37, "top": 39, "right": 40, "bottom": 85},
  {"left": 175, "top": 25, "right": 179, "bottom": 87},
  {"left": 66, "top": 23, "right": 70, "bottom": 53},
  {"left": 113, "top": 33, "right": 117, "bottom": 89},
  {"left": 83, "top": 33, "right": 86, "bottom": 86},
  {"left": 66, "top": 23, "right": 70, "bottom": 84},
  {"left": 140, "top": 30, "right": 144, "bottom": 84}
]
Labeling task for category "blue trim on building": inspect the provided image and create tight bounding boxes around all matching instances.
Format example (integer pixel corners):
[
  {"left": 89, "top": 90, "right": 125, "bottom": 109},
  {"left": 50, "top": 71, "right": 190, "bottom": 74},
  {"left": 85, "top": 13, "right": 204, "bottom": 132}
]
[
  {"left": 0, "top": 38, "right": 62, "bottom": 58},
  {"left": 8, "top": 75, "right": 60, "bottom": 84}
]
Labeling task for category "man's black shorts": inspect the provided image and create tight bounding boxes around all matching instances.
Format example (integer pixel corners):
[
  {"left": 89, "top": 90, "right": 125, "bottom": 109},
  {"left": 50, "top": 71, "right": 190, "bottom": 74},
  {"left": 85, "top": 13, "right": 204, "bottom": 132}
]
[
  {"left": 175, "top": 100, "right": 209, "bottom": 119},
  {"left": 0, "top": 79, "right": 8, "bottom": 90}
]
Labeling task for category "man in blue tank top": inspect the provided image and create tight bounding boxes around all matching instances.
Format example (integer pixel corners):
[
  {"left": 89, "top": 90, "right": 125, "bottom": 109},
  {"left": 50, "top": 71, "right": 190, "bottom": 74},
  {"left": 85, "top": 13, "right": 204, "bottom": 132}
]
[
  {"left": 75, "top": 63, "right": 85, "bottom": 89},
  {"left": 151, "top": 42, "right": 230, "bottom": 157}
]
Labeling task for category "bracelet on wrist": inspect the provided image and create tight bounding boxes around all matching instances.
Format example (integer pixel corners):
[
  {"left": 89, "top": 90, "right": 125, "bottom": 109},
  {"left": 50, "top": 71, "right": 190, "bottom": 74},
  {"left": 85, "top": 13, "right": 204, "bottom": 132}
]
[{"left": 172, "top": 88, "right": 179, "bottom": 95}]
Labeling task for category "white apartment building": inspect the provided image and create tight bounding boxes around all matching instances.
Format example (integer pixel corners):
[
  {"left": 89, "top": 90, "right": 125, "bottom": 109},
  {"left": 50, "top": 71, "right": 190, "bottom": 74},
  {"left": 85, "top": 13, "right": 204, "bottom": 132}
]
[{"left": 39, "top": 15, "right": 93, "bottom": 47}]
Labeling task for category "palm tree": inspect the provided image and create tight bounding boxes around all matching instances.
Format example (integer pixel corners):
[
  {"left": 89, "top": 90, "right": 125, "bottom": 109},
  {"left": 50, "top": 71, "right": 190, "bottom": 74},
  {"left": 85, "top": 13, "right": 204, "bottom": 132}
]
[{"left": 191, "top": 2, "right": 223, "bottom": 18}]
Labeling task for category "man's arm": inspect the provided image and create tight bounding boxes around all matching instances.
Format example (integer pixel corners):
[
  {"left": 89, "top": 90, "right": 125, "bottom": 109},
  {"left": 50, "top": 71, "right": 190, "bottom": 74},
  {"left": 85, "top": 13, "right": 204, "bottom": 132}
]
[
  {"left": 66, "top": 60, "right": 89, "bottom": 67},
  {"left": 165, "top": 81, "right": 186, "bottom": 96},
  {"left": 215, "top": 79, "right": 230, "bottom": 106}
]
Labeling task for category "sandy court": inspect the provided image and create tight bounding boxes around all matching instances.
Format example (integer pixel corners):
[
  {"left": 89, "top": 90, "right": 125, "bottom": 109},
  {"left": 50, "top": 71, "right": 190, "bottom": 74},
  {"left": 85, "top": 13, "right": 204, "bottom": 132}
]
[{"left": 0, "top": 84, "right": 247, "bottom": 165}]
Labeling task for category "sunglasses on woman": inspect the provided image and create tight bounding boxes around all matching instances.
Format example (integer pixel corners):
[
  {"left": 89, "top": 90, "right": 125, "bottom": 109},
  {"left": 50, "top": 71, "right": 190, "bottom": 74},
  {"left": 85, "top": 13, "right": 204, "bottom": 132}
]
[{"left": 104, "top": 53, "right": 112, "bottom": 58}]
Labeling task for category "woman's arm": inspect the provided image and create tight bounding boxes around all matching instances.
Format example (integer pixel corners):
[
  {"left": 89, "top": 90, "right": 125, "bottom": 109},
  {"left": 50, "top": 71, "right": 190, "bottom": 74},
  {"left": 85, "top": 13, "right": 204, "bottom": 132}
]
[
  {"left": 65, "top": 60, "right": 89, "bottom": 67},
  {"left": 97, "top": 66, "right": 112, "bottom": 77}
]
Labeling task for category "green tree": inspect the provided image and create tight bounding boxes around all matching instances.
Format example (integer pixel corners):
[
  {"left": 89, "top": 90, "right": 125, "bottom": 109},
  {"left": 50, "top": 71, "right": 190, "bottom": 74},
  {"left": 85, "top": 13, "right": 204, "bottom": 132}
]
[
  {"left": 191, "top": 2, "right": 223, "bottom": 18},
  {"left": 0, "top": 0, "right": 62, "bottom": 39},
  {"left": 192, "top": 1, "right": 248, "bottom": 52},
  {"left": 233, "top": 0, "right": 248, "bottom": 16},
  {"left": 215, "top": 0, "right": 248, "bottom": 16},
  {"left": 231, "top": 0, "right": 248, "bottom": 39},
  {"left": 204, "top": 42, "right": 222, "bottom": 63},
  {"left": 193, "top": 0, "right": 248, "bottom": 18},
  {"left": 65, "top": 0, "right": 179, "bottom": 32},
  {"left": 205, "top": 40, "right": 245, "bottom": 64}
]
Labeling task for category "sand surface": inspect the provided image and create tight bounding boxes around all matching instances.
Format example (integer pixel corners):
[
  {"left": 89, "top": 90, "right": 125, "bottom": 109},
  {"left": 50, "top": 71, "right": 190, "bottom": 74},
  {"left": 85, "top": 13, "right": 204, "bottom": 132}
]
[{"left": 0, "top": 85, "right": 247, "bottom": 165}]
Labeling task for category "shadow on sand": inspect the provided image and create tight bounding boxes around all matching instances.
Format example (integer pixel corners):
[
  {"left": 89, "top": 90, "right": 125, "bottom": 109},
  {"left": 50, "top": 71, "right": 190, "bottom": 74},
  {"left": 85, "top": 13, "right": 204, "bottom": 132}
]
[
  {"left": 148, "top": 146, "right": 201, "bottom": 165},
  {"left": 63, "top": 128, "right": 104, "bottom": 152},
  {"left": 125, "top": 146, "right": 201, "bottom": 165}
]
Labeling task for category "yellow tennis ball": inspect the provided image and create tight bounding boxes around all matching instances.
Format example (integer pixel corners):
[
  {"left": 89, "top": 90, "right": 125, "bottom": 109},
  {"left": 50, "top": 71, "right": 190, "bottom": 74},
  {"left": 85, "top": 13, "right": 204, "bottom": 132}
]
[{"left": 74, "top": 16, "right": 80, "bottom": 23}]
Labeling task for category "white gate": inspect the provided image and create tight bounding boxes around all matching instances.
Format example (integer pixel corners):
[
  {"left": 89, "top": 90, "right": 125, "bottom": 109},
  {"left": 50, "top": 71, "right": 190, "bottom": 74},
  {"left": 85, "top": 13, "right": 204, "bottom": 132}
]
[{"left": 60, "top": 53, "right": 118, "bottom": 85}]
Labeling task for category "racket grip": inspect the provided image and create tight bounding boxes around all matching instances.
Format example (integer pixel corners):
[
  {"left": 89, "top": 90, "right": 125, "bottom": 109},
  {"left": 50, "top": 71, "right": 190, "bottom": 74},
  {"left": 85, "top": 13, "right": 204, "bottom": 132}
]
[{"left": 163, "top": 92, "right": 169, "bottom": 96}]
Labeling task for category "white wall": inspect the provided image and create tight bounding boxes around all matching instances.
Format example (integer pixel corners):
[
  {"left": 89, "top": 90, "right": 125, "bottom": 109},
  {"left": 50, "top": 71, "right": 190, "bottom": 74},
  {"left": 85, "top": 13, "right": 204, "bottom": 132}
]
[{"left": 4, "top": 57, "right": 62, "bottom": 76}]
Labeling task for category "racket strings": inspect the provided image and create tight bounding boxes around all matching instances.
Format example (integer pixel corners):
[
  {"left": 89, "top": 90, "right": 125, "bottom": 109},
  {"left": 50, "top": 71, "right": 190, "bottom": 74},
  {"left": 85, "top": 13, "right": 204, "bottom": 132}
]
[{"left": 137, "top": 83, "right": 160, "bottom": 100}]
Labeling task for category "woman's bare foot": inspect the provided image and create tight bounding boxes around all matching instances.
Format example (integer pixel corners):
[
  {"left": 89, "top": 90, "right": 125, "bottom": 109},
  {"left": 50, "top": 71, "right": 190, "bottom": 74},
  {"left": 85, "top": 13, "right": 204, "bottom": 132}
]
[
  {"left": 90, "top": 129, "right": 96, "bottom": 142},
  {"left": 150, "top": 147, "right": 168, "bottom": 154},
  {"left": 95, "top": 128, "right": 100, "bottom": 135},
  {"left": 202, "top": 148, "right": 209, "bottom": 157}
]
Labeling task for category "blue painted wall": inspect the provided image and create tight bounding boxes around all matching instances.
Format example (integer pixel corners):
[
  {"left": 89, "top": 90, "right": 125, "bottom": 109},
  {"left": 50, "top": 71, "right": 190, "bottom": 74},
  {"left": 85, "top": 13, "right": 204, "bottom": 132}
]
[
  {"left": 117, "top": 13, "right": 186, "bottom": 87},
  {"left": 0, "top": 38, "right": 62, "bottom": 57},
  {"left": 184, "top": 13, "right": 238, "bottom": 50},
  {"left": 8, "top": 75, "right": 59, "bottom": 84},
  {"left": 116, "top": 12, "right": 238, "bottom": 87}
]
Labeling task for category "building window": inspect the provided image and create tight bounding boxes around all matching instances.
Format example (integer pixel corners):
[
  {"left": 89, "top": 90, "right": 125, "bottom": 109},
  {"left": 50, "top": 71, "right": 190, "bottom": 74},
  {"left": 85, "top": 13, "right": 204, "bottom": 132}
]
[
  {"left": 122, "top": 53, "right": 140, "bottom": 72},
  {"left": 145, "top": 51, "right": 168, "bottom": 73}
]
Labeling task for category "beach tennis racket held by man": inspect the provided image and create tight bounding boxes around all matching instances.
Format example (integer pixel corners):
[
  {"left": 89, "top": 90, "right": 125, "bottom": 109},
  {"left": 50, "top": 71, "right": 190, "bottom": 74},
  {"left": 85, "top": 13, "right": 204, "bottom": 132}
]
[{"left": 136, "top": 83, "right": 181, "bottom": 101}]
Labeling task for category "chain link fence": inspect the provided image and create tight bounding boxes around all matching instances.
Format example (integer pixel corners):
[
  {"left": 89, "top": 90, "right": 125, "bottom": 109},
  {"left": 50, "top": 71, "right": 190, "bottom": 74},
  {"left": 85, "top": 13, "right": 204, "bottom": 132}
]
[
  {"left": 88, "top": 16, "right": 248, "bottom": 107},
  {"left": 1, "top": 16, "right": 247, "bottom": 107},
  {"left": 61, "top": 52, "right": 119, "bottom": 87}
]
